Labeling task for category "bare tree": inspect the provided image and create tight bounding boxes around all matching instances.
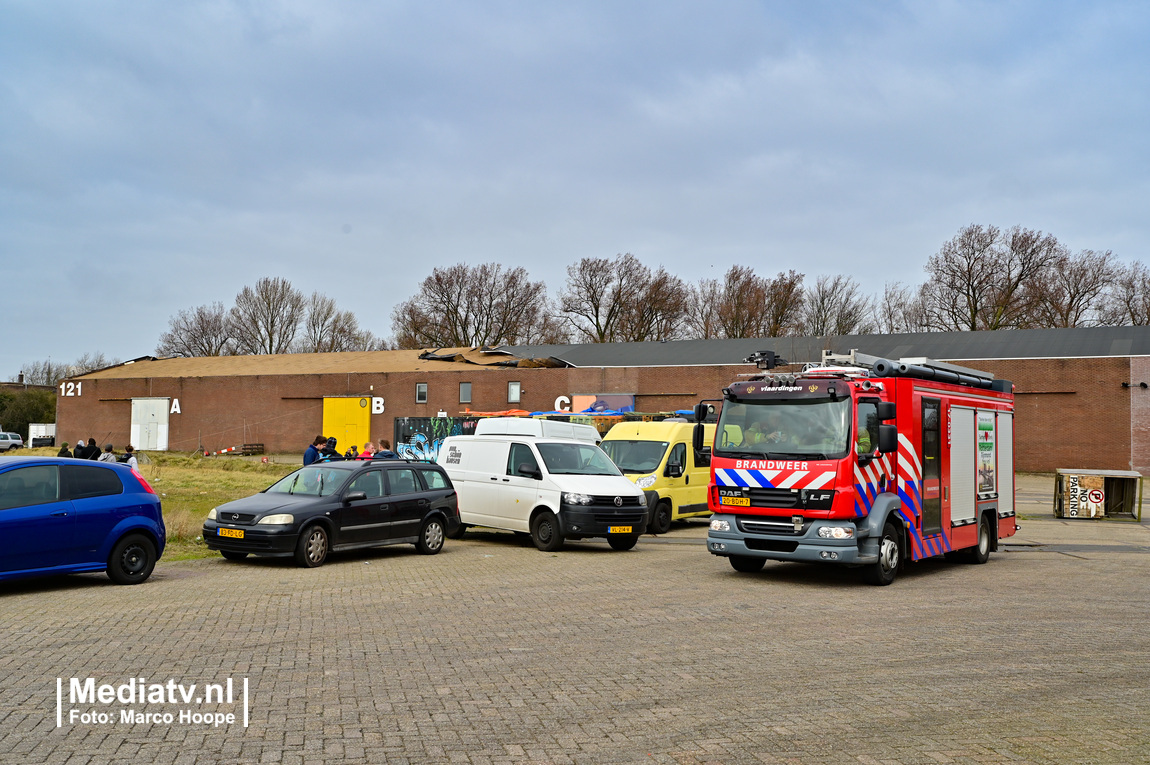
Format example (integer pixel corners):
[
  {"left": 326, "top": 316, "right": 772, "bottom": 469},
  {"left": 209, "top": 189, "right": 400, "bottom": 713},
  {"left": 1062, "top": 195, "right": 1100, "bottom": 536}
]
[
  {"left": 15, "top": 352, "right": 122, "bottom": 385},
  {"left": 229, "top": 277, "right": 306, "bottom": 355},
  {"left": 296, "top": 293, "right": 383, "bottom": 353},
  {"left": 559, "top": 254, "right": 686, "bottom": 343},
  {"left": 714, "top": 265, "right": 769, "bottom": 338},
  {"left": 1026, "top": 249, "right": 1116, "bottom": 328},
  {"left": 684, "top": 278, "right": 723, "bottom": 339},
  {"left": 391, "top": 263, "right": 555, "bottom": 349},
  {"left": 923, "top": 224, "right": 1062, "bottom": 331},
  {"left": 762, "top": 270, "right": 806, "bottom": 337},
  {"left": 156, "top": 302, "right": 234, "bottom": 357},
  {"left": 1100, "top": 261, "right": 1150, "bottom": 326},
  {"left": 872, "top": 282, "right": 932, "bottom": 334},
  {"left": 800, "top": 275, "right": 875, "bottom": 336}
]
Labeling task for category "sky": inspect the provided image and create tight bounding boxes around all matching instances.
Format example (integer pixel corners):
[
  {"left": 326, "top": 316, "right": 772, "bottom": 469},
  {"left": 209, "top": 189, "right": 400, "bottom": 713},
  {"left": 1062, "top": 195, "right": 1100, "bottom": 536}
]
[{"left": 2, "top": 0, "right": 1148, "bottom": 379}]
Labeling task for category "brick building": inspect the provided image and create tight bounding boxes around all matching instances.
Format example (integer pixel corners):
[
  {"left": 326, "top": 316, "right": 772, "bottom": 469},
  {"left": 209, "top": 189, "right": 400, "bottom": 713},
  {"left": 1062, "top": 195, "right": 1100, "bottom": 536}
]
[{"left": 57, "top": 326, "right": 1150, "bottom": 473}]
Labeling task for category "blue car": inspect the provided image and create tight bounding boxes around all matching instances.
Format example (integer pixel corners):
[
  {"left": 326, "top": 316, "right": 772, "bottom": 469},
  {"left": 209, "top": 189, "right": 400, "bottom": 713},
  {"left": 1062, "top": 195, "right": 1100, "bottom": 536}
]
[{"left": 0, "top": 457, "right": 165, "bottom": 585}]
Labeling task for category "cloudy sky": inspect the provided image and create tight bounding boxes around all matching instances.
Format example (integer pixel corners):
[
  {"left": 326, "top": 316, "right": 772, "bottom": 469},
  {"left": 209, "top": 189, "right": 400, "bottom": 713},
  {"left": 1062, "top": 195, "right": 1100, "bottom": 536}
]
[{"left": 2, "top": 1, "right": 1147, "bottom": 378}]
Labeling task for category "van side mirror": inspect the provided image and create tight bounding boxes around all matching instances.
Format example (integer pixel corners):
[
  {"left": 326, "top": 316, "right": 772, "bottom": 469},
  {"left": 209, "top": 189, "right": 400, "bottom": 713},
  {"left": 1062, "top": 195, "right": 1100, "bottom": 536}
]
[
  {"left": 877, "top": 424, "right": 897, "bottom": 454},
  {"left": 518, "top": 463, "right": 542, "bottom": 480},
  {"left": 877, "top": 402, "right": 896, "bottom": 421},
  {"left": 693, "top": 422, "right": 704, "bottom": 453},
  {"left": 665, "top": 462, "right": 683, "bottom": 478},
  {"left": 344, "top": 491, "right": 367, "bottom": 503},
  {"left": 694, "top": 402, "right": 709, "bottom": 423}
]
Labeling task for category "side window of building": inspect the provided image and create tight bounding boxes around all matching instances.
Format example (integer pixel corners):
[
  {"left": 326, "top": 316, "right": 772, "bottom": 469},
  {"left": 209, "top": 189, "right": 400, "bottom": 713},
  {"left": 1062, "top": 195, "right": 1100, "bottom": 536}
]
[
  {"left": 459, "top": 382, "right": 472, "bottom": 404},
  {"left": 386, "top": 468, "right": 419, "bottom": 496},
  {"left": 507, "top": 442, "right": 540, "bottom": 477},
  {"left": 347, "top": 470, "right": 383, "bottom": 499},
  {"left": 0, "top": 466, "right": 61, "bottom": 510},
  {"left": 416, "top": 383, "right": 428, "bottom": 404},
  {"left": 416, "top": 468, "right": 449, "bottom": 491},
  {"left": 62, "top": 465, "right": 123, "bottom": 501}
]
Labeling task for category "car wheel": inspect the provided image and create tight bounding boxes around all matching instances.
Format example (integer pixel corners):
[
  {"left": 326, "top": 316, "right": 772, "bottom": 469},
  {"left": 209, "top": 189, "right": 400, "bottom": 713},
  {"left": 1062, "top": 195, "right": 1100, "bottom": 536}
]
[
  {"left": 106, "top": 534, "right": 157, "bottom": 585},
  {"left": 864, "top": 521, "right": 900, "bottom": 586},
  {"left": 445, "top": 523, "right": 467, "bottom": 540},
  {"left": 416, "top": 518, "right": 445, "bottom": 555},
  {"left": 649, "top": 501, "right": 672, "bottom": 535},
  {"left": 294, "top": 524, "right": 329, "bottom": 568},
  {"left": 530, "top": 512, "right": 564, "bottom": 552},
  {"left": 220, "top": 550, "right": 249, "bottom": 561},
  {"left": 607, "top": 534, "right": 639, "bottom": 551},
  {"left": 729, "top": 555, "right": 765, "bottom": 573},
  {"left": 968, "top": 514, "right": 992, "bottom": 564}
]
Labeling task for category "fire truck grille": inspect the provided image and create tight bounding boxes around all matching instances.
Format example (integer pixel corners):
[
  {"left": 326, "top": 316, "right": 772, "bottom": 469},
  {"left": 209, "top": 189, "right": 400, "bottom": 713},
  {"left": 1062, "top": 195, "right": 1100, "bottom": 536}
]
[
  {"left": 744, "top": 537, "right": 800, "bottom": 553},
  {"left": 738, "top": 518, "right": 804, "bottom": 536},
  {"left": 747, "top": 488, "right": 800, "bottom": 508}
]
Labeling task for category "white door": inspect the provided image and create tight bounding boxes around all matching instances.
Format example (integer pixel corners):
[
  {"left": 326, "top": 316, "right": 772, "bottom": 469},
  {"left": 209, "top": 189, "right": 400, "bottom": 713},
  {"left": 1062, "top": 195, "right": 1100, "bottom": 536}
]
[{"left": 130, "top": 398, "right": 170, "bottom": 451}]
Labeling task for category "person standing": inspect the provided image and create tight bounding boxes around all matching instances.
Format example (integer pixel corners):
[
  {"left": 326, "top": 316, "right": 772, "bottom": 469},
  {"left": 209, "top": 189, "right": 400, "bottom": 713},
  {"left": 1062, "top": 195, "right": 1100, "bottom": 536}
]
[
  {"left": 73, "top": 436, "right": 89, "bottom": 459},
  {"left": 344, "top": 445, "right": 359, "bottom": 459},
  {"left": 99, "top": 444, "right": 117, "bottom": 462},
  {"left": 122, "top": 445, "right": 139, "bottom": 469},
  {"left": 357, "top": 442, "right": 376, "bottom": 459},
  {"left": 57, "top": 442, "right": 72, "bottom": 458},
  {"left": 318, "top": 437, "right": 340, "bottom": 461},
  {"left": 375, "top": 440, "right": 398, "bottom": 459},
  {"left": 85, "top": 438, "right": 100, "bottom": 460},
  {"left": 303, "top": 435, "right": 325, "bottom": 466}
]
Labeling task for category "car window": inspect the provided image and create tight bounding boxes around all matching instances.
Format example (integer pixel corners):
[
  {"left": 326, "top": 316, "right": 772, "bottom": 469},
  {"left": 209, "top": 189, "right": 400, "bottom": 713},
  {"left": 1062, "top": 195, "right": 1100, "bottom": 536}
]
[
  {"left": 416, "top": 468, "right": 448, "bottom": 490},
  {"left": 62, "top": 465, "right": 124, "bottom": 500},
  {"left": 507, "top": 442, "right": 539, "bottom": 477},
  {"left": 0, "top": 466, "right": 61, "bottom": 510},
  {"left": 346, "top": 470, "right": 383, "bottom": 499},
  {"left": 668, "top": 443, "right": 686, "bottom": 469},
  {"left": 386, "top": 468, "right": 419, "bottom": 496}
]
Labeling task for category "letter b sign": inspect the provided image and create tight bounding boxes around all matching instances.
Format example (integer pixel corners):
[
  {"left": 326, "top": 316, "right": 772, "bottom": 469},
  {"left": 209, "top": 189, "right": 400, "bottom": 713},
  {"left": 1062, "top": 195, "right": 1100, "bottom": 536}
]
[{"left": 371, "top": 397, "right": 385, "bottom": 414}]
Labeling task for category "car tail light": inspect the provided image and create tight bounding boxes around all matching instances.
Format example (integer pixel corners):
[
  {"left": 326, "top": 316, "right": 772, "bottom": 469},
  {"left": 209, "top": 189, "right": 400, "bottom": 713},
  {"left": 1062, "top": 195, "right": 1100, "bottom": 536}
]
[{"left": 132, "top": 468, "right": 157, "bottom": 495}]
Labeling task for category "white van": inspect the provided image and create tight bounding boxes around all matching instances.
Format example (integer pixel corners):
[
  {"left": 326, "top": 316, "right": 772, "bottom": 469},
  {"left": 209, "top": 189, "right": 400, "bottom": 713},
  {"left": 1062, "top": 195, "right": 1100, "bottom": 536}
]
[
  {"left": 437, "top": 435, "right": 646, "bottom": 551},
  {"left": 472, "top": 417, "right": 601, "bottom": 444}
]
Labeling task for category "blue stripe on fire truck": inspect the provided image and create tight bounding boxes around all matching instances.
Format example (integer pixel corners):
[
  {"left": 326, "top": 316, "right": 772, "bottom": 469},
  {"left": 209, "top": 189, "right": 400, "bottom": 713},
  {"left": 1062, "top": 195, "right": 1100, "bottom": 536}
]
[{"left": 714, "top": 468, "right": 775, "bottom": 488}]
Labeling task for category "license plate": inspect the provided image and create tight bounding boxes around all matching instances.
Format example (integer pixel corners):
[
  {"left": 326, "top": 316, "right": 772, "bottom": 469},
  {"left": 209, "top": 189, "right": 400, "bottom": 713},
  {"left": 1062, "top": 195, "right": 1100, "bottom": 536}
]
[
  {"left": 218, "top": 528, "right": 244, "bottom": 539},
  {"left": 721, "top": 497, "right": 750, "bottom": 507},
  {"left": 607, "top": 525, "right": 632, "bottom": 534}
]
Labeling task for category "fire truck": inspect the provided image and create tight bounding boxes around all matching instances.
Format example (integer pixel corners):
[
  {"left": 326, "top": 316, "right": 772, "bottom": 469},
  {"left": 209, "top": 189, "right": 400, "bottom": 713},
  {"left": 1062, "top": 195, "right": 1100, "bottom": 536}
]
[{"left": 694, "top": 350, "right": 1018, "bottom": 585}]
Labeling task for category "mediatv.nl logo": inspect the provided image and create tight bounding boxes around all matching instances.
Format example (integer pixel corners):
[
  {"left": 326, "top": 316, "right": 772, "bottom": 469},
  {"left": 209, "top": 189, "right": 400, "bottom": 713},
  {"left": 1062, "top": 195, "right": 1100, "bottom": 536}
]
[{"left": 57, "top": 677, "right": 249, "bottom": 728}]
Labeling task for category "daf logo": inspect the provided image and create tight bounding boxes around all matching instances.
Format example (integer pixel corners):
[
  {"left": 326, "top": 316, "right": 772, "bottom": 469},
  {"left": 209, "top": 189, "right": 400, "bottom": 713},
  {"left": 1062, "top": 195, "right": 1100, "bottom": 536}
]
[{"left": 614, "top": 497, "right": 623, "bottom": 507}]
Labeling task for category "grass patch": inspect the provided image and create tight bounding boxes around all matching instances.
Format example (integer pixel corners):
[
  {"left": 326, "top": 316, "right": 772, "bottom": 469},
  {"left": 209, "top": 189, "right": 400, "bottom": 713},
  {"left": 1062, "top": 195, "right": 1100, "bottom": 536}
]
[{"left": 4, "top": 448, "right": 297, "bottom": 560}]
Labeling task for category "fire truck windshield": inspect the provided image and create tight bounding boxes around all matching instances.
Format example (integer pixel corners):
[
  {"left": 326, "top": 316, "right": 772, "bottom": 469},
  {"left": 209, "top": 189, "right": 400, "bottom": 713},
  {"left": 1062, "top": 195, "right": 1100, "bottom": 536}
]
[{"left": 714, "top": 398, "right": 851, "bottom": 460}]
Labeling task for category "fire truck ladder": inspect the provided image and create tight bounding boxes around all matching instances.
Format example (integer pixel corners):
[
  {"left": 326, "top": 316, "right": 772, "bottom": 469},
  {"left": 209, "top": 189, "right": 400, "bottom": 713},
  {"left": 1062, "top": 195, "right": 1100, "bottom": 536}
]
[{"left": 816, "top": 350, "right": 1009, "bottom": 392}]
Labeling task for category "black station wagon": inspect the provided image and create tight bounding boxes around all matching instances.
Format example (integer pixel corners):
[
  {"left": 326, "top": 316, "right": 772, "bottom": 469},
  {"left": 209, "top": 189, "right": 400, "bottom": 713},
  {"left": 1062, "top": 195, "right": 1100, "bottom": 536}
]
[{"left": 203, "top": 458, "right": 460, "bottom": 567}]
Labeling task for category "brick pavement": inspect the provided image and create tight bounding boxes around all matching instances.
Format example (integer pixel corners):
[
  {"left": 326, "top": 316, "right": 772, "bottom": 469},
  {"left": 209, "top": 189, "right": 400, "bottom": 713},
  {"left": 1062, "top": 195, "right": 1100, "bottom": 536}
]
[{"left": 1, "top": 517, "right": 1149, "bottom": 764}]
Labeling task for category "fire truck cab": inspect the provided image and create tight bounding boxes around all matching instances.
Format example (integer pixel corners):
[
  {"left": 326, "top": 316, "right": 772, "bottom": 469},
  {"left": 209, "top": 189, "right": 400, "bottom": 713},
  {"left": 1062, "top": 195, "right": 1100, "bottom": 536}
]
[{"left": 697, "top": 351, "right": 1018, "bottom": 585}]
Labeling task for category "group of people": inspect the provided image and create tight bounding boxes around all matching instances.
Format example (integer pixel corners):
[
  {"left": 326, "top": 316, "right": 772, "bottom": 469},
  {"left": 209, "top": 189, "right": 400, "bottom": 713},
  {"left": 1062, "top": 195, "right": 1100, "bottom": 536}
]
[
  {"left": 57, "top": 437, "right": 138, "bottom": 467},
  {"left": 303, "top": 435, "right": 398, "bottom": 465}
]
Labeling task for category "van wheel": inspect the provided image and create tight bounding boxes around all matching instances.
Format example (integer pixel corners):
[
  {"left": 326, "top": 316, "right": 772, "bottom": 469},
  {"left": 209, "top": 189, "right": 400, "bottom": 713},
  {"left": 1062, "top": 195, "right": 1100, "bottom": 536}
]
[
  {"left": 864, "top": 522, "right": 900, "bottom": 586},
  {"left": 967, "top": 514, "right": 992, "bottom": 564},
  {"left": 729, "top": 555, "right": 765, "bottom": 573},
  {"left": 649, "top": 501, "right": 672, "bottom": 535},
  {"left": 608, "top": 534, "right": 639, "bottom": 551},
  {"left": 295, "top": 525, "right": 329, "bottom": 567},
  {"left": 416, "top": 518, "right": 445, "bottom": 555},
  {"left": 530, "top": 512, "right": 564, "bottom": 552},
  {"left": 107, "top": 534, "right": 157, "bottom": 585},
  {"left": 220, "top": 551, "right": 249, "bottom": 561}
]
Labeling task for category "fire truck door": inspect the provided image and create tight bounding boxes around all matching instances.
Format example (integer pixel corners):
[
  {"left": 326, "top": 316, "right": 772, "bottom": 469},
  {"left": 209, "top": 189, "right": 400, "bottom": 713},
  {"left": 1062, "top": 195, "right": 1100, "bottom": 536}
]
[
  {"left": 921, "top": 398, "right": 942, "bottom": 535},
  {"left": 950, "top": 407, "right": 977, "bottom": 526}
]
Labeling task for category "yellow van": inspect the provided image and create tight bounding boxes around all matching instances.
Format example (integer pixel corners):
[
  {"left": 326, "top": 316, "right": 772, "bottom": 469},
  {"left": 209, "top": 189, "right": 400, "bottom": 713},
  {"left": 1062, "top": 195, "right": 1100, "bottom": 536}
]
[{"left": 601, "top": 420, "right": 716, "bottom": 534}]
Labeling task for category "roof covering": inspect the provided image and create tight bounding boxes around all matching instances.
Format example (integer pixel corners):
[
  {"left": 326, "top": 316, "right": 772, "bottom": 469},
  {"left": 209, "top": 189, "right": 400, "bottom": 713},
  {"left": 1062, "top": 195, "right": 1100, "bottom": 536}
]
[{"left": 498, "top": 326, "right": 1150, "bottom": 368}]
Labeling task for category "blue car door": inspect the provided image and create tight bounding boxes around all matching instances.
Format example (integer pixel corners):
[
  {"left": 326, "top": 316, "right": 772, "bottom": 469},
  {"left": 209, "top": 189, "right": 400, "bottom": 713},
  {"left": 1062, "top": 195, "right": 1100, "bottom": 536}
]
[
  {"left": 0, "top": 465, "right": 75, "bottom": 572},
  {"left": 62, "top": 464, "right": 129, "bottom": 564}
]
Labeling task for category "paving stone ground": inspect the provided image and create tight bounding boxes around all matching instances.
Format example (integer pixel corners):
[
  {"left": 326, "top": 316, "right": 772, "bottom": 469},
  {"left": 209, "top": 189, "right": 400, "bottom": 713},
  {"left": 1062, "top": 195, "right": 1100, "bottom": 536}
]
[{"left": 1, "top": 479, "right": 1148, "bottom": 764}]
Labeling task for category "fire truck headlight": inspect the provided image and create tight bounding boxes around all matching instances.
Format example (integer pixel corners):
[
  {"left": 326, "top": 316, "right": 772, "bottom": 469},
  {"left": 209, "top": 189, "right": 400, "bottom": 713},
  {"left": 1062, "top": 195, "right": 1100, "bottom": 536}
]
[
  {"left": 710, "top": 519, "right": 731, "bottom": 532},
  {"left": 817, "top": 525, "right": 855, "bottom": 540}
]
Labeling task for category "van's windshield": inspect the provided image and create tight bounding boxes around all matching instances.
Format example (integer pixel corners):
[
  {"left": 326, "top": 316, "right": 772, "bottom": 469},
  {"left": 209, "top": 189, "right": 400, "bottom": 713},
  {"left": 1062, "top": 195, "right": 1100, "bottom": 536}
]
[
  {"left": 536, "top": 443, "right": 622, "bottom": 476},
  {"left": 601, "top": 440, "right": 669, "bottom": 474},
  {"left": 714, "top": 398, "right": 851, "bottom": 460}
]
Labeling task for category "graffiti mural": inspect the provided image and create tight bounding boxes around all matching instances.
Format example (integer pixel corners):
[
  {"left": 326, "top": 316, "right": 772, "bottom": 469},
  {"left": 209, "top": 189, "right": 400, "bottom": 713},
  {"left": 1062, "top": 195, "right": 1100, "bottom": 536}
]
[{"left": 393, "top": 417, "right": 478, "bottom": 462}]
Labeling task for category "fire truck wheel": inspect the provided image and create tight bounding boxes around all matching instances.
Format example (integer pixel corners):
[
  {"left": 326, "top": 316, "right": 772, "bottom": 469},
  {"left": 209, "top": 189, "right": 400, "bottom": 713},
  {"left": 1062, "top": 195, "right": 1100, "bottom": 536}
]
[
  {"left": 864, "top": 522, "right": 900, "bottom": 586},
  {"left": 729, "top": 555, "right": 766, "bottom": 573},
  {"left": 970, "top": 514, "right": 992, "bottom": 564},
  {"left": 649, "top": 501, "right": 672, "bottom": 535}
]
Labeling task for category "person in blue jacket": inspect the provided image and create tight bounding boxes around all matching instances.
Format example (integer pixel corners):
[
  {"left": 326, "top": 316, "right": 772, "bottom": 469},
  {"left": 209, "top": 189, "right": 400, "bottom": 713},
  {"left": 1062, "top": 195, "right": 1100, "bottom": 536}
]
[{"left": 303, "top": 435, "right": 326, "bottom": 465}]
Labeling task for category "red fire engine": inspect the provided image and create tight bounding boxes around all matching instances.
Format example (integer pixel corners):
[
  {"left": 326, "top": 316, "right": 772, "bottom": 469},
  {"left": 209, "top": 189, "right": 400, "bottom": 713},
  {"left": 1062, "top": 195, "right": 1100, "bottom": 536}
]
[{"left": 694, "top": 350, "right": 1018, "bottom": 585}]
